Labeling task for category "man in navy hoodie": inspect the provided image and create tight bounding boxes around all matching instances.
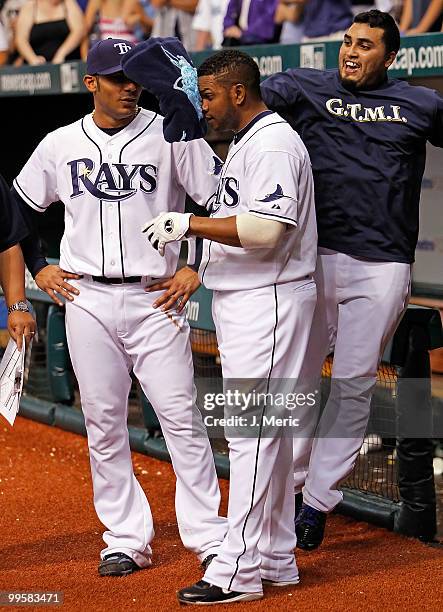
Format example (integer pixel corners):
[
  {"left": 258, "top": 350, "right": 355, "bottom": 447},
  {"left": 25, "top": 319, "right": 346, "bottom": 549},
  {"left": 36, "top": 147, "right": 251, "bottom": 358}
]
[{"left": 261, "top": 9, "right": 443, "bottom": 550}]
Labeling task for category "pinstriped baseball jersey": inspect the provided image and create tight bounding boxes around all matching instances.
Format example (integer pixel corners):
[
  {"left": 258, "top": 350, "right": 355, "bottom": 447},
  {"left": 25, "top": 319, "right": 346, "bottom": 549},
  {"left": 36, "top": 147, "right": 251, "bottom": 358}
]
[
  {"left": 200, "top": 112, "right": 317, "bottom": 291},
  {"left": 14, "top": 108, "right": 219, "bottom": 278}
]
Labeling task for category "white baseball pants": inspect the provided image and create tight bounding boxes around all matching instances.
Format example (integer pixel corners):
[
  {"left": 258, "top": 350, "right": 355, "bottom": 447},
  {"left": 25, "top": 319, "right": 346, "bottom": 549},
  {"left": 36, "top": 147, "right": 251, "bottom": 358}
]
[
  {"left": 203, "top": 279, "right": 316, "bottom": 593},
  {"left": 293, "top": 248, "right": 411, "bottom": 512},
  {"left": 65, "top": 276, "right": 227, "bottom": 566}
]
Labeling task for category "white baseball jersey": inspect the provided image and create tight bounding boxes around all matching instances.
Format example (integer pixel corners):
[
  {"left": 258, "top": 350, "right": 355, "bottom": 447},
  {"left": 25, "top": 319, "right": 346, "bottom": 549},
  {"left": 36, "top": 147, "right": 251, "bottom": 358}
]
[
  {"left": 200, "top": 112, "right": 317, "bottom": 291},
  {"left": 14, "top": 106, "right": 229, "bottom": 564},
  {"left": 197, "top": 112, "right": 318, "bottom": 591},
  {"left": 14, "top": 109, "right": 219, "bottom": 278}
]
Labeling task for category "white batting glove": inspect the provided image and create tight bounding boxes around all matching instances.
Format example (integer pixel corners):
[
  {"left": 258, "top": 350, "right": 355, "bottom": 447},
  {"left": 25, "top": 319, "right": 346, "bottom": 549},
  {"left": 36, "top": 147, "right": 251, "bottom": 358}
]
[{"left": 142, "top": 212, "right": 193, "bottom": 256}]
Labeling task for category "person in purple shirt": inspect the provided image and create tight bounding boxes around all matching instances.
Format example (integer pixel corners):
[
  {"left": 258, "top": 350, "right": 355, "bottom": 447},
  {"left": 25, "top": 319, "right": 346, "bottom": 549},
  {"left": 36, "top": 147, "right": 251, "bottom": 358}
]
[
  {"left": 302, "top": 0, "right": 353, "bottom": 39},
  {"left": 223, "top": 0, "right": 280, "bottom": 45},
  {"left": 261, "top": 9, "right": 443, "bottom": 551}
]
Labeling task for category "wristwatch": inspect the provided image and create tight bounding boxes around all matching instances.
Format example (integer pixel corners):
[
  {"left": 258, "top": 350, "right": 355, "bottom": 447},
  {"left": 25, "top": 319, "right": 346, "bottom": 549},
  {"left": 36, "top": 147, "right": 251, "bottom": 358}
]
[{"left": 7, "top": 301, "right": 30, "bottom": 315}]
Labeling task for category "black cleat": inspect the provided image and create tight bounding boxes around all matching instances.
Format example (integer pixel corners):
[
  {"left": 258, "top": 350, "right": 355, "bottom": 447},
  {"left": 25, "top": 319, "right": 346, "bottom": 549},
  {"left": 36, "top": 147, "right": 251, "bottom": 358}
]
[
  {"left": 98, "top": 552, "right": 141, "bottom": 577},
  {"left": 177, "top": 580, "right": 262, "bottom": 605},
  {"left": 201, "top": 554, "right": 217, "bottom": 571},
  {"left": 295, "top": 503, "right": 327, "bottom": 551}
]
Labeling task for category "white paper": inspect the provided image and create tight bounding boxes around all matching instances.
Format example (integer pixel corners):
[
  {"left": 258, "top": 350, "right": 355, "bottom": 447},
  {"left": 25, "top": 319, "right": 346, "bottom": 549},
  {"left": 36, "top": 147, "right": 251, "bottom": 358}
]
[{"left": 0, "top": 336, "right": 25, "bottom": 426}]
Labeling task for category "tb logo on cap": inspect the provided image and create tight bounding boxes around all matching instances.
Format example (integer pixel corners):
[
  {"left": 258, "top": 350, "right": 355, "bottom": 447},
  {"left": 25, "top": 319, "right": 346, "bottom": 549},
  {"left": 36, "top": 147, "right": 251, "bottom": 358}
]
[{"left": 114, "top": 42, "right": 132, "bottom": 55}]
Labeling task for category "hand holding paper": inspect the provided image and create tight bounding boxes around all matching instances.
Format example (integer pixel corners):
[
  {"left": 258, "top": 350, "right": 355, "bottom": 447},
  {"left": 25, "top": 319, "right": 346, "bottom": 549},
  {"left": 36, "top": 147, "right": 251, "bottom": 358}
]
[{"left": 0, "top": 336, "right": 25, "bottom": 426}]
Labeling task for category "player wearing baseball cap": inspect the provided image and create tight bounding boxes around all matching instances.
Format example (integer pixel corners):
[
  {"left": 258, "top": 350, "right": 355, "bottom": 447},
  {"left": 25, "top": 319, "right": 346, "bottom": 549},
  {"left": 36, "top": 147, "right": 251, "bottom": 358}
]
[
  {"left": 144, "top": 49, "right": 318, "bottom": 605},
  {"left": 86, "top": 37, "right": 137, "bottom": 75},
  {"left": 12, "top": 37, "right": 228, "bottom": 577}
]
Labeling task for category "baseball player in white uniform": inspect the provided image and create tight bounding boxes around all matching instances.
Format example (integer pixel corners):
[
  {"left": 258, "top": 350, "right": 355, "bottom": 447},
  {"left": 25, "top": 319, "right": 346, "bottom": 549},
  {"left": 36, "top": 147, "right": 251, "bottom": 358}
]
[
  {"left": 12, "top": 38, "right": 227, "bottom": 576},
  {"left": 144, "top": 50, "right": 318, "bottom": 605}
]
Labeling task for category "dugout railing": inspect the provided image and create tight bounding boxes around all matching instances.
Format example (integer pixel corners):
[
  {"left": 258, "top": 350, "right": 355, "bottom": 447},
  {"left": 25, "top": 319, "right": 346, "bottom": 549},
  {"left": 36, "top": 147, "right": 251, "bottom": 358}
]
[{"left": 4, "top": 265, "right": 441, "bottom": 543}]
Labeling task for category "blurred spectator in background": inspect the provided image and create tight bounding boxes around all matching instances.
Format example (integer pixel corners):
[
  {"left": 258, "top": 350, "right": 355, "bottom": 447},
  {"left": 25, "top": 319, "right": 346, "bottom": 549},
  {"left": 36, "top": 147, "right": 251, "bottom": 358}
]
[
  {"left": 301, "top": 0, "right": 353, "bottom": 41},
  {"left": 1, "top": 0, "right": 26, "bottom": 64},
  {"left": 151, "top": 0, "right": 198, "bottom": 50},
  {"left": 131, "top": 0, "right": 155, "bottom": 41},
  {"left": 82, "top": 0, "right": 139, "bottom": 57},
  {"left": 192, "top": 0, "right": 228, "bottom": 50},
  {"left": 399, "top": 0, "right": 442, "bottom": 34},
  {"left": 350, "top": 0, "right": 374, "bottom": 16},
  {"left": 15, "top": 0, "right": 84, "bottom": 65},
  {"left": 0, "top": 18, "right": 7, "bottom": 64},
  {"left": 351, "top": 1, "right": 410, "bottom": 22},
  {"left": 379, "top": 0, "right": 404, "bottom": 22},
  {"left": 275, "top": 0, "right": 304, "bottom": 43},
  {"left": 222, "top": 0, "right": 280, "bottom": 46}
]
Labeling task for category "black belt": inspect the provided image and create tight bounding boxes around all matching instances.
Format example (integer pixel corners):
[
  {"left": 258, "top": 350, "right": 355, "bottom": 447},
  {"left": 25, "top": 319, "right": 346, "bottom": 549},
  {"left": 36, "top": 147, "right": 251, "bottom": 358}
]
[{"left": 92, "top": 275, "right": 142, "bottom": 285}]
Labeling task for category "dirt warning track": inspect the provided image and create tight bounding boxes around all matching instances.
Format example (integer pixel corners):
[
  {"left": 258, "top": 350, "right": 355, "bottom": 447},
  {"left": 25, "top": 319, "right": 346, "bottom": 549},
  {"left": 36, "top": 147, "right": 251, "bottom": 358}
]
[{"left": 0, "top": 417, "right": 441, "bottom": 611}]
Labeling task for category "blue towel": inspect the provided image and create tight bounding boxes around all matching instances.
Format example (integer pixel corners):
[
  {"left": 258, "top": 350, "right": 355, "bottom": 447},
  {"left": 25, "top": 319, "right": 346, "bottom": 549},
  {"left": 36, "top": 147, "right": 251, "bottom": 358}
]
[{"left": 121, "top": 37, "right": 207, "bottom": 143}]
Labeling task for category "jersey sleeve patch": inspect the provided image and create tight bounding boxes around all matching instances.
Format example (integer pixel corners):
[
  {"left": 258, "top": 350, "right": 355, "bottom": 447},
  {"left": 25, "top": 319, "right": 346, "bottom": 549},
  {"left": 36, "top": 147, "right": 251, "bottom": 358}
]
[
  {"left": 252, "top": 184, "right": 298, "bottom": 225},
  {"left": 256, "top": 184, "right": 290, "bottom": 203},
  {"left": 211, "top": 155, "right": 223, "bottom": 176},
  {"left": 245, "top": 151, "right": 302, "bottom": 225},
  {"left": 250, "top": 180, "right": 298, "bottom": 224}
]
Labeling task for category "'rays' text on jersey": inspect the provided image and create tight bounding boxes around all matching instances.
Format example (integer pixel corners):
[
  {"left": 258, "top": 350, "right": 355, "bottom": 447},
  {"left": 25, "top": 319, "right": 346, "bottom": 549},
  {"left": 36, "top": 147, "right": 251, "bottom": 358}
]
[
  {"left": 212, "top": 176, "right": 239, "bottom": 213},
  {"left": 68, "top": 159, "right": 158, "bottom": 201},
  {"left": 325, "top": 98, "right": 407, "bottom": 123}
]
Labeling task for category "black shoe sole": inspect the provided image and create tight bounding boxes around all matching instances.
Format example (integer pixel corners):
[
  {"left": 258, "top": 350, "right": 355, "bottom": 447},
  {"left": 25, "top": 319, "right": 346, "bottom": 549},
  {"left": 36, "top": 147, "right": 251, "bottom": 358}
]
[
  {"left": 98, "top": 562, "right": 140, "bottom": 577},
  {"left": 177, "top": 592, "right": 263, "bottom": 605},
  {"left": 99, "top": 568, "right": 135, "bottom": 577},
  {"left": 296, "top": 540, "right": 322, "bottom": 551}
]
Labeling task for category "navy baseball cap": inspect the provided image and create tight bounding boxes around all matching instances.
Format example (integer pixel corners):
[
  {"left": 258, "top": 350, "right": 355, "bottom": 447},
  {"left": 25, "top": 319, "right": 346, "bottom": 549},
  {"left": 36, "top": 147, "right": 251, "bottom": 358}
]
[{"left": 87, "top": 38, "right": 136, "bottom": 75}]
